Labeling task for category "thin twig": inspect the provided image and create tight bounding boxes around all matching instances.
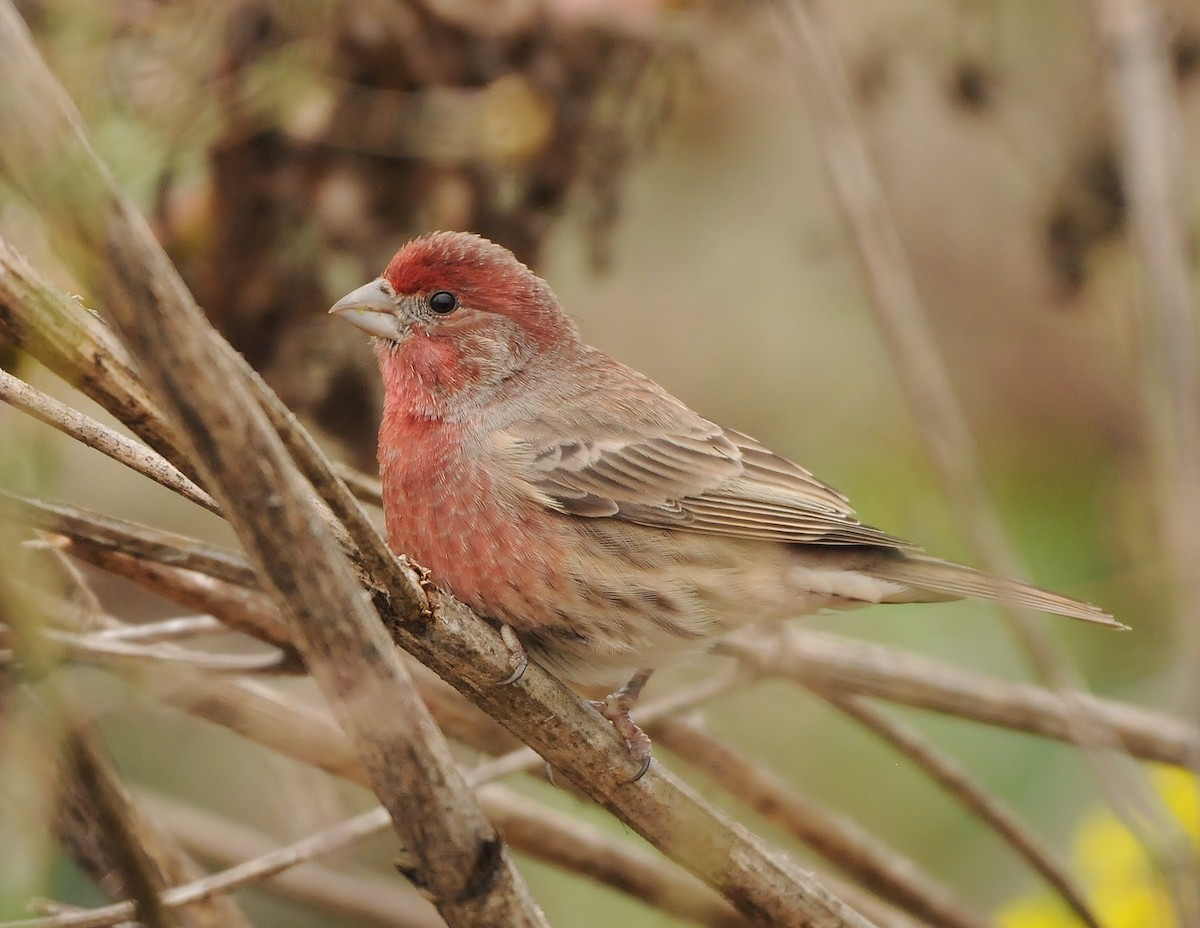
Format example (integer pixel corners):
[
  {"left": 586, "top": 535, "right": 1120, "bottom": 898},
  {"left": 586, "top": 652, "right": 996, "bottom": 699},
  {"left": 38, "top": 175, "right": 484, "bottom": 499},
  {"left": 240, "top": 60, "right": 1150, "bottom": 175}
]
[
  {"left": 4, "top": 584, "right": 280, "bottom": 673},
  {"left": 53, "top": 540, "right": 290, "bottom": 646},
  {"left": 720, "top": 629, "right": 1199, "bottom": 767},
  {"left": 35, "top": 537, "right": 105, "bottom": 622},
  {"left": 25, "top": 627, "right": 284, "bottom": 674},
  {"left": 653, "top": 717, "right": 989, "bottom": 928},
  {"left": 0, "top": 240, "right": 198, "bottom": 484},
  {"left": 136, "top": 792, "right": 445, "bottom": 928},
  {"left": 89, "top": 615, "right": 227, "bottom": 643},
  {"left": 0, "top": 368, "right": 218, "bottom": 515},
  {"left": 0, "top": 807, "right": 392, "bottom": 928},
  {"left": 813, "top": 688, "right": 1099, "bottom": 928},
  {"left": 0, "top": 492, "right": 257, "bottom": 588}
]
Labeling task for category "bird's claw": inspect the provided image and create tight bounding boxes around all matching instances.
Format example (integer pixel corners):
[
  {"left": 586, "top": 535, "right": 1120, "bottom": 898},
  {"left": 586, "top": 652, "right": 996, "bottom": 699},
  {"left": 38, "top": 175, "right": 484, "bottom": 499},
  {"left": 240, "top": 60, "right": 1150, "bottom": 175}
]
[
  {"left": 590, "top": 693, "right": 653, "bottom": 782},
  {"left": 496, "top": 623, "right": 528, "bottom": 686}
]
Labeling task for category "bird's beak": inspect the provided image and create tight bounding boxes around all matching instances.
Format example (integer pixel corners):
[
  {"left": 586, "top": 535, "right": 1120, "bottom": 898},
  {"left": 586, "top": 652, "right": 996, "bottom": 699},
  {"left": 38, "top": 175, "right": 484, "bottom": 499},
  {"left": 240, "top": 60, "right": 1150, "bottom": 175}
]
[{"left": 329, "top": 279, "right": 404, "bottom": 340}]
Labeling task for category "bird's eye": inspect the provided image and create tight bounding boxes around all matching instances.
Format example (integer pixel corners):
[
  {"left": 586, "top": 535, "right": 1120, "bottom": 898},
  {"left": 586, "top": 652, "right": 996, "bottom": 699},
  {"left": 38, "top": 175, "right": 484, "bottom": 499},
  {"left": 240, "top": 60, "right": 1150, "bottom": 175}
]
[{"left": 428, "top": 290, "right": 458, "bottom": 314}]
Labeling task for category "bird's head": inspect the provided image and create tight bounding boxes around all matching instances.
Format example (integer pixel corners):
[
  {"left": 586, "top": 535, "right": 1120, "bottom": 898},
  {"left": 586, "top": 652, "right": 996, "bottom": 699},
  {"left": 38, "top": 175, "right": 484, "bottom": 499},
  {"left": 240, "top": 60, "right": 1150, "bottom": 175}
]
[{"left": 331, "top": 231, "right": 579, "bottom": 416}]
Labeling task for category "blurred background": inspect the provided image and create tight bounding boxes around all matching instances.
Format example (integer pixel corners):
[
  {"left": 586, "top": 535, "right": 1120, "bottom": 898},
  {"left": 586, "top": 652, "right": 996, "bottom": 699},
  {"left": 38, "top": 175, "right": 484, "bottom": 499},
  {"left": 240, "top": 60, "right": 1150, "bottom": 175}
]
[{"left": 2, "top": 0, "right": 1199, "bottom": 925}]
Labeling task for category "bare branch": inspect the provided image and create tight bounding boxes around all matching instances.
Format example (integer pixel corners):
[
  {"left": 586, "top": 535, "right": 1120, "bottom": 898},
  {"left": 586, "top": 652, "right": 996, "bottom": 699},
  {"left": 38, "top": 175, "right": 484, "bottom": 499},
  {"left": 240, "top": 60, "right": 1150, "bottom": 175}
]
[
  {"left": 53, "top": 540, "right": 290, "bottom": 647},
  {"left": 653, "top": 718, "right": 988, "bottom": 928},
  {"left": 88, "top": 615, "right": 228, "bottom": 644},
  {"left": 0, "top": 239, "right": 197, "bottom": 483},
  {"left": 721, "top": 629, "right": 1198, "bottom": 767},
  {"left": 138, "top": 792, "right": 445, "bottom": 928},
  {"left": 0, "top": 368, "right": 218, "bottom": 515},
  {"left": 1, "top": 807, "right": 393, "bottom": 928},
  {"left": 27, "top": 626, "right": 285, "bottom": 674},
  {"left": 0, "top": 493, "right": 257, "bottom": 588},
  {"left": 814, "top": 690, "right": 1099, "bottom": 928}
]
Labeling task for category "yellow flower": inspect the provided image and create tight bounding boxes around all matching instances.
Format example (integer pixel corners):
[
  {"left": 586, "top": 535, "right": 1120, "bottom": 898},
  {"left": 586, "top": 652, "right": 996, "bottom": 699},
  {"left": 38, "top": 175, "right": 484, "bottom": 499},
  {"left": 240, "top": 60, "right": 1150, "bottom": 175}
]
[{"left": 998, "top": 766, "right": 1196, "bottom": 928}]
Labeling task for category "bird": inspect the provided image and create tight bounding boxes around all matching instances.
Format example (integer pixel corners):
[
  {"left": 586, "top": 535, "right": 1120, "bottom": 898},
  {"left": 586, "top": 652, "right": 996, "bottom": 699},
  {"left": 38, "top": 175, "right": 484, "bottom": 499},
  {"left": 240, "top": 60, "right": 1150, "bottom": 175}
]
[{"left": 330, "top": 230, "right": 1120, "bottom": 768}]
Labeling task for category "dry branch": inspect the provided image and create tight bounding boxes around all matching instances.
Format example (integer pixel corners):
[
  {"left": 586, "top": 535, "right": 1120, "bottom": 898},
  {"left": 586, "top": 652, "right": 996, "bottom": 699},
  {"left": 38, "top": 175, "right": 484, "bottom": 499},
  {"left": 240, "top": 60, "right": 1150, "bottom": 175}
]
[
  {"left": 654, "top": 718, "right": 988, "bottom": 928},
  {"left": 56, "top": 541, "right": 290, "bottom": 647},
  {"left": 113, "top": 662, "right": 761, "bottom": 927},
  {"left": 0, "top": 368, "right": 218, "bottom": 515},
  {"left": 722, "top": 630, "right": 1198, "bottom": 767},
  {"left": 137, "top": 792, "right": 445, "bottom": 928},
  {"left": 813, "top": 690, "right": 1098, "bottom": 927},
  {"left": 0, "top": 240, "right": 195, "bottom": 483},
  {"left": 2, "top": 808, "right": 394, "bottom": 928},
  {"left": 57, "top": 725, "right": 211, "bottom": 928},
  {"left": 0, "top": 492, "right": 257, "bottom": 588}
]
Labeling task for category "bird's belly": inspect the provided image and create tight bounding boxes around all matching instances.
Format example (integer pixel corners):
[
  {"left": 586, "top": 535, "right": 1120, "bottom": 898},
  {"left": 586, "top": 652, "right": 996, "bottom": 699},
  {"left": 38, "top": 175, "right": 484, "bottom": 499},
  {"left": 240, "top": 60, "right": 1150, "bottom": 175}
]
[{"left": 383, "top": 465, "right": 848, "bottom": 683}]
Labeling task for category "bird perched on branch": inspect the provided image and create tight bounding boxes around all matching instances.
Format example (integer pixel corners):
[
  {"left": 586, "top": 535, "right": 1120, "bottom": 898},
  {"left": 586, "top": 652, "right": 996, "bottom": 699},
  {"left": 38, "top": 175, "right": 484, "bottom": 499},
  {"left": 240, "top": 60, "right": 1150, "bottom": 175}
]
[{"left": 331, "top": 230, "right": 1120, "bottom": 772}]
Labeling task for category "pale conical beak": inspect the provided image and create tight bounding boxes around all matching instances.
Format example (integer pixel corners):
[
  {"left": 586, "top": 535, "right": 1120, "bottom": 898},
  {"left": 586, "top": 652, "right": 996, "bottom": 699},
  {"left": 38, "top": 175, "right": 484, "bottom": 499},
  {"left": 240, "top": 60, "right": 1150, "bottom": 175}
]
[{"left": 329, "top": 279, "right": 404, "bottom": 339}]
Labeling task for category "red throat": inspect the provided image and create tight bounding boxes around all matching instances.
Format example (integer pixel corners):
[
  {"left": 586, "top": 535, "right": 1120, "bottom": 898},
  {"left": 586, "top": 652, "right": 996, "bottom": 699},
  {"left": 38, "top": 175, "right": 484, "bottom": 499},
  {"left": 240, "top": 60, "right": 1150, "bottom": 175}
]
[{"left": 375, "top": 335, "right": 466, "bottom": 423}]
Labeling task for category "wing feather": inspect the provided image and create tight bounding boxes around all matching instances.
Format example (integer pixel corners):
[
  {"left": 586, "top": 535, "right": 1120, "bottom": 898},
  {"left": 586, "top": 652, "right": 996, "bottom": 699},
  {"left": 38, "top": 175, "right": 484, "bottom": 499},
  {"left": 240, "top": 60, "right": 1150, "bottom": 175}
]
[{"left": 515, "top": 418, "right": 915, "bottom": 550}]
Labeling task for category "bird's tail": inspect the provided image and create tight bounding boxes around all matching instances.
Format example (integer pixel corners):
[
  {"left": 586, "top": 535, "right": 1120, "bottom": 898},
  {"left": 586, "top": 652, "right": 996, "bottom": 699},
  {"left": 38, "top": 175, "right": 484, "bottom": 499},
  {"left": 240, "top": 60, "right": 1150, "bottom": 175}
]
[{"left": 867, "top": 554, "right": 1127, "bottom": 629}]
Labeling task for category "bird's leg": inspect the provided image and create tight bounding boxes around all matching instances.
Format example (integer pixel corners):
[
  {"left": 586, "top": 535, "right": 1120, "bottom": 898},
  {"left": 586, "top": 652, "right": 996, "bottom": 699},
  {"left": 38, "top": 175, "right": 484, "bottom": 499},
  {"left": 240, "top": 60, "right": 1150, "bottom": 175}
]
[
  {"left": 592, "top": 668, "right": 654, "bottom": 780},
  {"left": 496, "top": 623, "right": 528, "bottom": 685}
]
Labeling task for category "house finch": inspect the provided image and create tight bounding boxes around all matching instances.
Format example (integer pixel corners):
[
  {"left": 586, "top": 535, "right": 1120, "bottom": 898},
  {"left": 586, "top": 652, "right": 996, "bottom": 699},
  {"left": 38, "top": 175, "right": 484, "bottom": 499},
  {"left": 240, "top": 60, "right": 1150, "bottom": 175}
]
[{"left": 331, "top": 231, "right": 1119, "bottom": 765}]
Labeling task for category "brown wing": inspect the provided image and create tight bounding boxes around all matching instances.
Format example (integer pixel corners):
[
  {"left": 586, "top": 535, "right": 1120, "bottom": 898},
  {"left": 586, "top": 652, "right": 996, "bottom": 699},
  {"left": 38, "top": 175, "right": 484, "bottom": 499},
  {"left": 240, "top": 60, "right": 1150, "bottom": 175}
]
[{"left": 524, "top": 421, "right": 917, "bottom": 550}]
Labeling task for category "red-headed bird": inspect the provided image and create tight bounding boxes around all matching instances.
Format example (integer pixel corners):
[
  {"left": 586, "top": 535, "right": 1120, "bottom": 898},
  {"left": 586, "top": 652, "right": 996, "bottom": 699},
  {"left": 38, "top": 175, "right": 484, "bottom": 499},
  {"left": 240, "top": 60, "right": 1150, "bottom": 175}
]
[{"left": 331, "top": 231, "right": 1119, "bottom": 766}]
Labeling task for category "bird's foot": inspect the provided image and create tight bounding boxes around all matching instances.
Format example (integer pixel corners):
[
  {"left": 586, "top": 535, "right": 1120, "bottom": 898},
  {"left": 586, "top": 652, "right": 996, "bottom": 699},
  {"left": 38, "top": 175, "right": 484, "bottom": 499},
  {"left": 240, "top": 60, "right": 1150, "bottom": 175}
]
[
  {"left": 591, "top": 669, "right": 654, "bottom": 781},
  {"left": 496, "top": 624, "right": 528, "bottom": 686}
]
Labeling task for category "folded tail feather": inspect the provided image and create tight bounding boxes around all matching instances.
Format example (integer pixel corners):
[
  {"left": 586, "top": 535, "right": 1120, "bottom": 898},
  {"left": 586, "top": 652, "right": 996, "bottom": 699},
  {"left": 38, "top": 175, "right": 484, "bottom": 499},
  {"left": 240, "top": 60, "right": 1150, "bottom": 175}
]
[{"left": 866, "top": 554, "right": 1127, "bottom": 629}]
